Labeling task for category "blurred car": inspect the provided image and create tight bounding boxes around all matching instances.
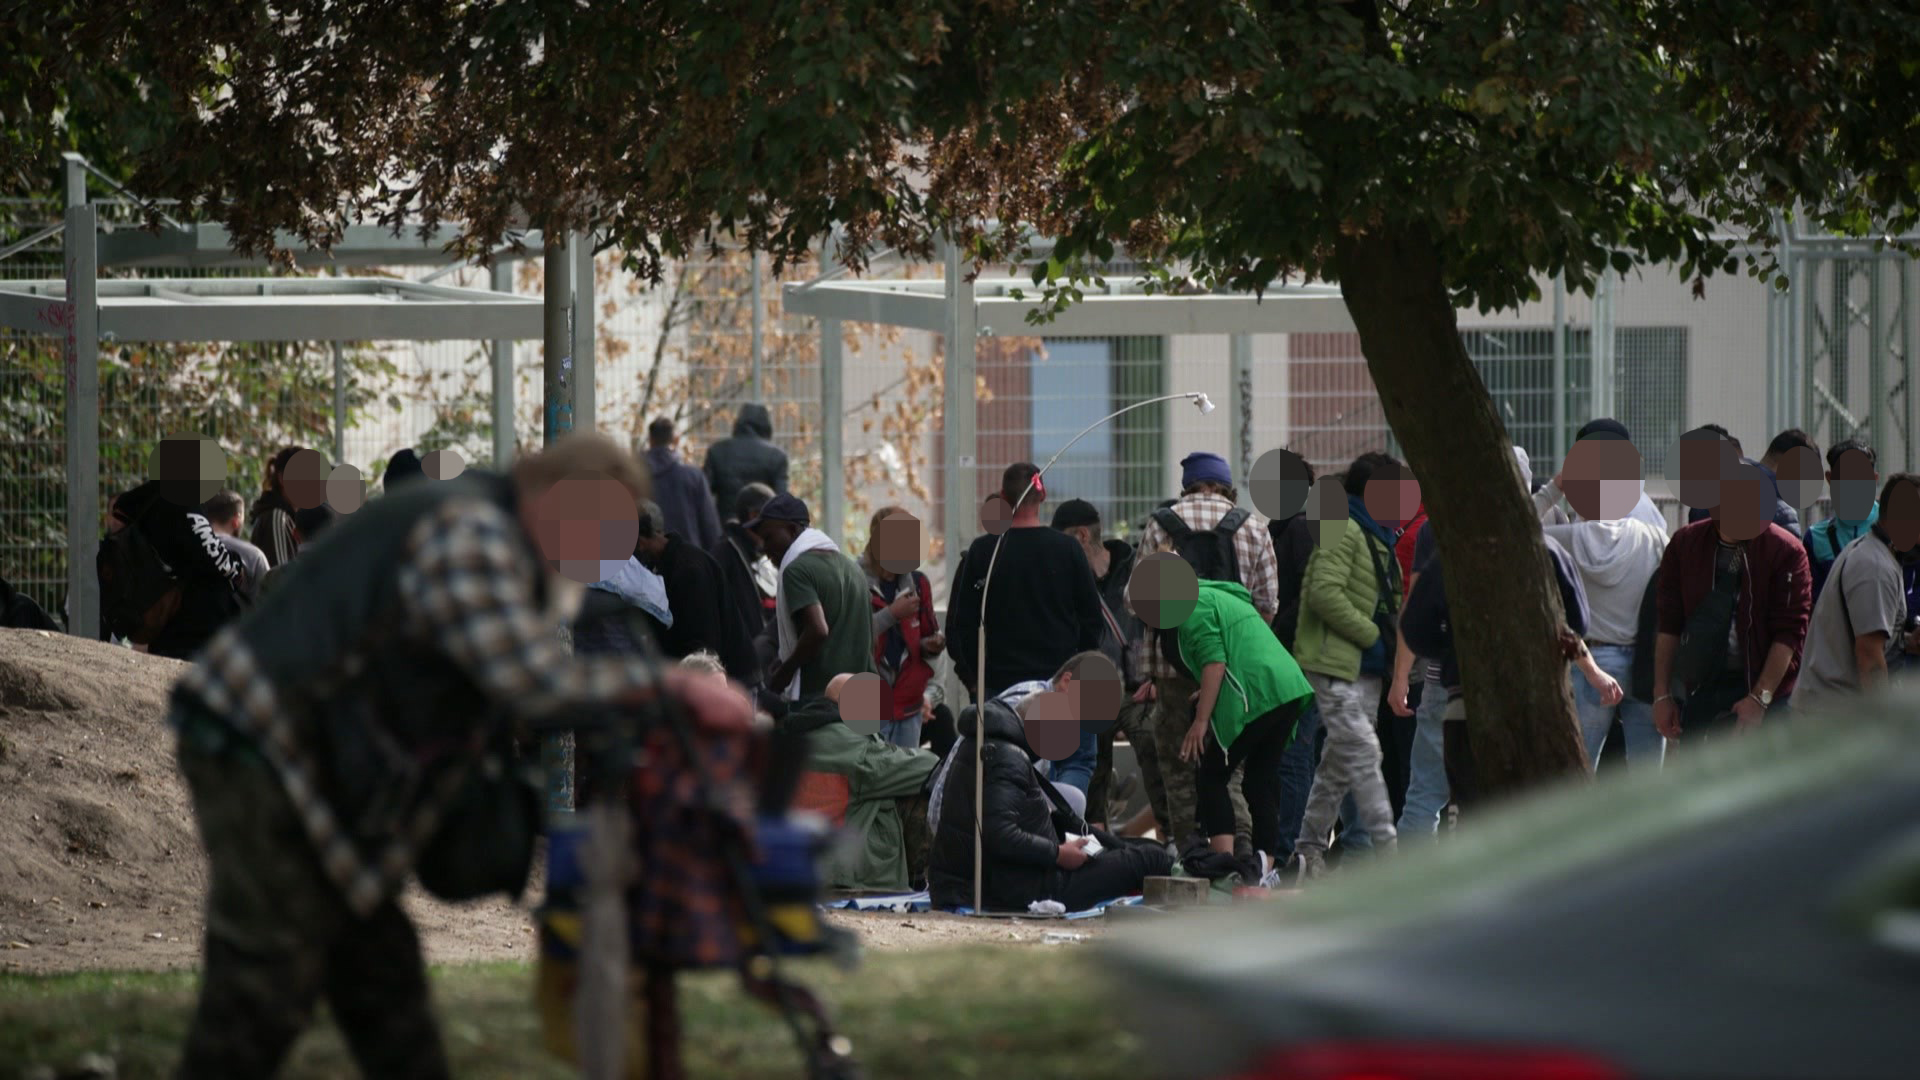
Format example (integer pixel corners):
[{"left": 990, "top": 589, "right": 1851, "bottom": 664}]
[{"left": 1101, "top": 698, "right": 1920, "bottom": 1080}]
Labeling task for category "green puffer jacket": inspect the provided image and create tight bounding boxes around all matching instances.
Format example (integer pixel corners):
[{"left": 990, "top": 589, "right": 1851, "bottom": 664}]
[
  {"left": 1292, "top": 521, "right": 1391, "bottom": 682},
  {"left": 780, "top": 697, "right": 938, "bottom": 892}
]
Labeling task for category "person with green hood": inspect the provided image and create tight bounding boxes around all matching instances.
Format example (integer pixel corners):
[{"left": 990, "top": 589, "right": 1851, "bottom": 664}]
[
  {"left": 1168, "top": 578, "right": 1315, "bottom": 886},
  {"left": 780, "top": 672, "right": 938, "bottom": 892}
]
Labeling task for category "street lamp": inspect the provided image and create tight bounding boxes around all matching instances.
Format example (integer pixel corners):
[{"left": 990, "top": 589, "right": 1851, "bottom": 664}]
[{"left": 970, "top": 391, "right": 1217, "bottom": 913}]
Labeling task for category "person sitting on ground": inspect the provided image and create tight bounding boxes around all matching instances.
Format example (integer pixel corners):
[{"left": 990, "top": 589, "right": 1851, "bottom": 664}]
[
  {"left": 1168, "top": 576, "right": 1316, "bottom": 886},
  {"left": 784, "top": 672, "right": 938, "bottom": 892},
  {"left": 201, "top": 490, "right": 272, "bottom": 605},
  {"left": 633, "top": 498, "right": 758, "bottom": 680},
  {"left": 927, "top": 654, "right": 1175, "bottom": 912}
]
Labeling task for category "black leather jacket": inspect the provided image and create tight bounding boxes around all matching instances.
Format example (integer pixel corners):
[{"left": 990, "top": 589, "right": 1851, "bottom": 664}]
[{"left": 702, "top": 404, "right": 790, "bottom": 521}]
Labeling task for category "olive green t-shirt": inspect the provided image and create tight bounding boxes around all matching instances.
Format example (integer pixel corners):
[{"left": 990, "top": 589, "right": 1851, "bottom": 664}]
[{"left": 783, "top": 550, "right": 877, "bottom": 696}]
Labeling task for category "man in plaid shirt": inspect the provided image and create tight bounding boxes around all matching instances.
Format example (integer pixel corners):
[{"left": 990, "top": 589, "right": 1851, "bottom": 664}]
[
  {"left": 1133, "top": 452, "right": 1279, "bottom": 854},
  {"left": 167, "top": 432, "right": 748, "bottom": 1079}
]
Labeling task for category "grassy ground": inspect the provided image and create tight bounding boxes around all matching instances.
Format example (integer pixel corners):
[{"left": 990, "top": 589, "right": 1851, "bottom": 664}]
[{"left": 0, "top": 947, "right": 1132, "bottom": 1079}]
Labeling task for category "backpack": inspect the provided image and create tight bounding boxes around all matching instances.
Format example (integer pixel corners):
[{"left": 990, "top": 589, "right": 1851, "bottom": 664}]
[
  {"left": 96, "top": 509, "right": 183, "bottom": 645},
  {"left": 1153, "top": 506, "right": 1250, "bottom": 583}
]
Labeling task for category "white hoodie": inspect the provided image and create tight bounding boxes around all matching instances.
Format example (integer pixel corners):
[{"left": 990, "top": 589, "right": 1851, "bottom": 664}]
[{"left": 1541, "top": 517, "right": 1668, "bottom": 645}]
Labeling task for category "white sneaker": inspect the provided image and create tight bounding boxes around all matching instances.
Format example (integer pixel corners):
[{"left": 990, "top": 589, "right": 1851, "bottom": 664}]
[{"left": 1256, "top": 852, "right": 1283, "bottom": 889}]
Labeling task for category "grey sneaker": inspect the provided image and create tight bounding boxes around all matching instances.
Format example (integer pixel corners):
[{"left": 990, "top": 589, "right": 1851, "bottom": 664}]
[{"left": 1286, "top": 850, "right": 1327, "bottom": 886}]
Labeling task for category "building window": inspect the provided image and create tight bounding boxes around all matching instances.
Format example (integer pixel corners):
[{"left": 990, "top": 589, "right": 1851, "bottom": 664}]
[{"left": 1027, "top": 336, "right": 1166, "bottom": 535}]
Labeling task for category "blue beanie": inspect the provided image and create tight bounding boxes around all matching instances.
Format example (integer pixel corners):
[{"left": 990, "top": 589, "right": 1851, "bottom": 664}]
[{"left": 1181, "top": 452, "right": 1233, "bottom": 490}]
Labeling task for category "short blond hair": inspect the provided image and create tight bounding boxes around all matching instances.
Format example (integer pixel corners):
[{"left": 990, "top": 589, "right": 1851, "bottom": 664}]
[
  {"left": 512, "top": 431, "right": 651, "bottom": 506},
  {"left": 678, "top": 651, "right": 726, "bottom": 676}
]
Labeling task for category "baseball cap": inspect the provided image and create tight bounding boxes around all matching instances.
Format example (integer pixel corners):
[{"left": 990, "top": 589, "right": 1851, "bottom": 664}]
[
  {"left": 743, "top": 492, "right": 810, "bottom": 531},
  {"left": 1050, "top": 498, "right": 1101, "bottom": 531}
]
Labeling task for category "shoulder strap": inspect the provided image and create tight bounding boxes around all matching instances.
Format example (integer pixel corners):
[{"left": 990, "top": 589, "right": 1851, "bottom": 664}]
[
  {"left": 1152, "top": 507, "right": 1191, "bottom": 541},
  {"left": 1834, "top": 543, "right": 1855, "bottom": 640},
  {"left": 1216, "top": 507, "right": 1250, "bottom": 537},
  {"left": 1364, "top": 529, "right": 1400, "bottom": 615}
]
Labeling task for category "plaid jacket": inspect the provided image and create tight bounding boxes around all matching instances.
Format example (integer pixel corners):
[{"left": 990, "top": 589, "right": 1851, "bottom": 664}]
[
  {"left": 1134, "top": 493, "right": 1280, "bottom": 680},
  {"left": 174, "top": 496, "right": 657, "bottom": 918}
]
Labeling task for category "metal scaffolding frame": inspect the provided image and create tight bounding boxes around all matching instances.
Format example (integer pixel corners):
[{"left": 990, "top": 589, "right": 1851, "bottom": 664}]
[
  {"left": 4, "top": 155, "right": 566, "bottom": 641},
  {"left": 783, "top": 258, "right": 1357, "bottom": 560}
]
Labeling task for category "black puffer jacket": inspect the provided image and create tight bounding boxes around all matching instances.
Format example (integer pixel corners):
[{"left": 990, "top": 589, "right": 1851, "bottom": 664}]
[
  {"left": 928, "top": 700, "right": 1066, "bottom": 912},
  {"left": 110, "top": 480, "right": 245, "bottom": 660},
  {"left": 702, "top": 404, "right": 789, "bottom": 522},
  {"left": 1268, "top": 512, "right": 1315, "bottom": 651},
  {"left": 1095, "top": 539, "right": 1143, "bottom": 689}
]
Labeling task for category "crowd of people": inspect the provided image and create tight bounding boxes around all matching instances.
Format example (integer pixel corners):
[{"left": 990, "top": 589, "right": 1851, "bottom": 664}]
[{"left": 44, "top": 401, "right": 1920, "bottom": 1075}]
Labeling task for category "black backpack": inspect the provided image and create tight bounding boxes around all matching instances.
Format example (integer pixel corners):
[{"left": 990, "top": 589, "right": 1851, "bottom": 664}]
[
  {"left": 96, "top": 509, "right": 183, "bottom": 644},
  {"left": 1153, "top": 506, "right": 1250, "bottom": 583}
]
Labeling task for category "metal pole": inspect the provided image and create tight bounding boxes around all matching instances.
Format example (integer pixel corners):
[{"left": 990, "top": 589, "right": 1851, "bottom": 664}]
[
  {"left": 572, "top": 232, "right": 595, "bottom": 433},
  {"left": 942, "top": 238, "right": 978, "bottom": 594},
  {"left": 329, "top": 342, "right": 347, "bottom": 465},
  {"left": 751, "top": 251, "right": 765, "bottom": 401},
  {"left": 1551, "top": 274, "right": 1567, "bottom": 467},
  {"left": 1904, "top": 261, "right": 1919, "bottom": 471},
  {"left": 62, "top": 153, "right": 88, "bottom": 209},
  {"left": 542, "top": 235, "right": 574, "bottom": 816},
  {"left": 1229, "top": 333, "right": 1253, "bottom": 504},
  {"left": 1591, "top": 269, "right": 1616, "bottom": 424},
  {"left": 491, "top": 259, "right": 517, "bottom": 468},
  {"left": 1870, "top": 262, "right": 1889, "bottom": 458},
  {"left": 64, "top": 202, "right": 101, "bottom": 640},
  {"left": 820, "top": 319, "right": 844, "bottom": 544}
]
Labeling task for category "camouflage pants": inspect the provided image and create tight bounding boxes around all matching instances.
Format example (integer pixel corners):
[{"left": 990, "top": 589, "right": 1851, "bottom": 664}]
[
  {"left": 1089, "top": 700, "right": 1168, "bottom": 835},
  {"left": 898, "top": 792, "right": 932, "bottom": 889},
  {"left": 1152, "top": 676, "right": 1253, "bottom": 856},
  {"left": 173, "top": 724, "right": 449, "bottom": 1080}
]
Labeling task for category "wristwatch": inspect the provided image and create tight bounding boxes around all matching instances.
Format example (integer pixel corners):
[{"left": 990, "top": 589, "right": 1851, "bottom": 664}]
[{"left": 1749, "top": 688, "right": 1774, "bottom": 708}]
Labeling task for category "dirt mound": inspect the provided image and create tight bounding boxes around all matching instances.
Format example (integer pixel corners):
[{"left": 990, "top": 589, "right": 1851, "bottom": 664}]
[{"left": 0, "top": 628, "right": 536, "bottom": 974}]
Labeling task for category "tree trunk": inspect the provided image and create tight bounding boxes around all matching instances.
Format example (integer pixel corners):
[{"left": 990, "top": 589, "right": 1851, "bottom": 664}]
[{"left": 1333, "top": 226, "right": 1588, "bottom": 798}]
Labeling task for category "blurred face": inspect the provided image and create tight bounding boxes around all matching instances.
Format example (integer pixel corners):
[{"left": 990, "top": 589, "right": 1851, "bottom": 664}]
[
  {"left": 1828, "top": 449, "right": 1879, "bottom": 521},
  {"left": 1881, "top": 480, "right": 1920, "bottom": 553},
  {"left": 1713, "top": 464, "right": 1771, "bottom": 542},
  {"left": 1363, "top": 464, "right": 1420, "bottom": 526},
  {"left": 1672, "top": 430, "right": 1739, "bottom": 510},
  {"left": 1775, "top": 445, "right": 1823, "bottom": 512},
  {"left": 1562, "top": 438, "right": 1642, "bottom": 522},
  {"left": 868, "top": 510, "right": 922, "bottom": 575}
]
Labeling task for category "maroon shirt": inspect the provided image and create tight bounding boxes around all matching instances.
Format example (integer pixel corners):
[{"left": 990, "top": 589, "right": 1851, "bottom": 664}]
[{"left": 1656, "top": 520, "right": 1813, "bottom": 698}]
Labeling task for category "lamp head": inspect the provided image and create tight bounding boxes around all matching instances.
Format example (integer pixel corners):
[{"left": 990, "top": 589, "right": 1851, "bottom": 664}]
[{"left": 1192, "top": 393, "right": 1216, "bottom": 415}]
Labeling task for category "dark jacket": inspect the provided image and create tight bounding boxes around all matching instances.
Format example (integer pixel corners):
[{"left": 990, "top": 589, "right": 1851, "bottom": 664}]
[
  {"left": 652, "top": 533, "right": 758, "bottom": 682},
  {"left": 1268, "top": 513, "right": 1315, "bottom": 651},
  {"left": 646, "top": 445, "right": 723, "bottom": 551},
  {"left": 702, "top": 404, "right": 789, "bottom": 522},
  {"left": 1685, "top": 460, "right": 1802, "bottom": 538},
  {"left": 710, "top": 522, "right": 774, "bottom": 678},
  {"left": 1656, "top": 520, "right": 1813, "bottom": 698},
  {"left": 1094, "top": 539, "right": 1143, "bottom": 689},
  {"left": 928, "top": 700, "right": 1069, "bottom": 912},
  {"left": 111, "top": 481, "right": 245, "bottom": 660},
  {"left": 249, "top": 491, "right": 300, "bottom": 568},
  {"left": 572, "top": 584, "right": 670, "bottom": 659}
]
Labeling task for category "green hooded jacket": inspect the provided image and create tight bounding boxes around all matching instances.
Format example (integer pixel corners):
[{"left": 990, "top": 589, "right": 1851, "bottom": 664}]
[
  {"left": 780, "top": 696, "right": 937, "bottom": 892},
  {"left": 1175, "top": 580, "right": 1315, "bottom": 753},
  {"left": 1291, "top": 521, "right": 1391, "bottom": 682}
]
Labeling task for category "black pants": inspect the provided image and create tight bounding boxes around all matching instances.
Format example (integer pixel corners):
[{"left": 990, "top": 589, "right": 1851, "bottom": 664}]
[
  {"left": 1681, "top": 669, "right": 1749, "bottom": 738},
  {"left": 1087, "top": 730, "right": 1115, "bottom": 827},
  {"left": 1049, "top": 841, "right": 1175, "bottom": 911},
  {"left": 1379, "top": 679, "right": 1419, "bottom": 820},
  {"left": 1196, "top": 701, "right": 1301, "bottom": 858}
]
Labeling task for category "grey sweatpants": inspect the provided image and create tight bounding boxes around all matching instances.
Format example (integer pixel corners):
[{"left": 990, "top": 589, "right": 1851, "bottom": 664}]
[{"left": 1294, "top": 672, "right": 1397, "bottom": 857}]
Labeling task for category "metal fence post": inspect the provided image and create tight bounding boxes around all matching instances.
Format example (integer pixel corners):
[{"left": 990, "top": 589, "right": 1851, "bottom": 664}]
[
  {"left": 63, "top": 202, "right": 101, "bottom": 640},
  {"left": 331, "top": 343, "right": 347, "bottom": 465},
  {"left": 1551, "top": 274, "right": 1567, "bottom": 468},
  {"left": 1229, "top": 333, "right": 1252, "bottom": 503},
  {"left": 751, "top": 251, "right": 765, "bottom": 401},
  {"left": 820, "top": 318, "right": 844, "bottom": 544},
  {"left": 572, "top": 232, "right": 595, "bottom": 433},
  {"left": 541, "top": 235, "right": 575, "bottom": 816},
  {"left": 942, "top": 238, "right": 978, "bottom": 583},
  {"left": 491, "top": 259, "right": 517, "bottom": 468}
]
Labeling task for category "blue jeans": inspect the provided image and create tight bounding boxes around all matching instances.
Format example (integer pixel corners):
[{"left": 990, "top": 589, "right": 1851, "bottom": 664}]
[
  {"left": 1052, "top": 728, "right": 1098, "bottom": 794},
  {"left": 1395, "top": 677, "right": 1449, "bottom": 841},
  {"left": 1275, "top": 698, "right": 1320, "bottom": 859},
  {"left": 880, "top": 710, "right": 924, "bottom": 750},
  {"left": 1574, "top": 644, "right": 1666, "bottom": 771}
]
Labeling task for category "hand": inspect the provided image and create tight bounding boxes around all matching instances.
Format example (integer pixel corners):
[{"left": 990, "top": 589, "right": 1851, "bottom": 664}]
[
  {"left": 662, "top": 669, "right": 754, "bottom": 731},
  {"left": 889, "top": 590, "right": 921, "bottom": 619},
  {"left": 1055, "top": 836, "right": 1091, "bottom": 870},
  {"left": 921, "top": 633, "right": 945, "bottom": 657},
  {"left": 1585, "top": 669, "right": 1624, "bottom": 707},
  {"left": 1653, "top": 697, "right": 1682, "bottom": 739},
  {"left": 1179, "top": 716, "right": 1211, "bottom": 763},
  {"left": 1904, "top": 626, "right": 1920, "bottom": 656},
  {"left": 1132, "top": 682, "right": 1157, "bottom": 704},
  {"left": 1733, "top": 693, "right": 1767, "bottom": 733},
  {"left": 1387, "top": 676, "right": 1413, "bottom": 718}
]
